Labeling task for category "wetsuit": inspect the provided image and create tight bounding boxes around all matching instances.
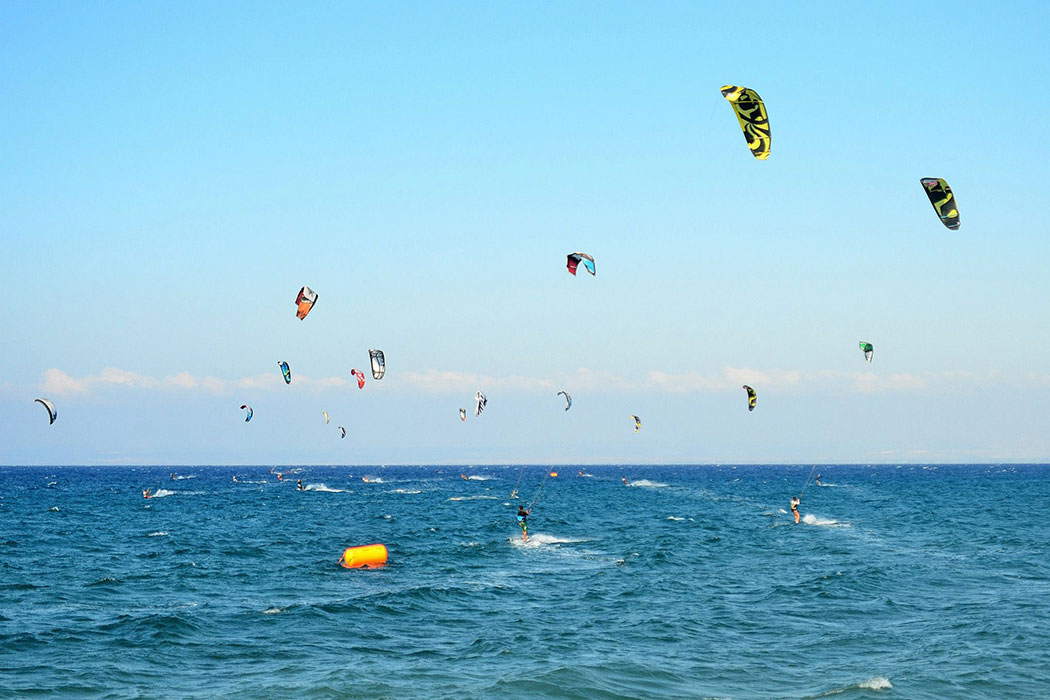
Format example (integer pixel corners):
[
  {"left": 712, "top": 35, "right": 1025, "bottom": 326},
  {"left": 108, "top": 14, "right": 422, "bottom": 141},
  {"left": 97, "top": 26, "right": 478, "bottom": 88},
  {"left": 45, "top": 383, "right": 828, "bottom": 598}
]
[{"left": 516, "top": 509, "right": 529, "bottom": 540}]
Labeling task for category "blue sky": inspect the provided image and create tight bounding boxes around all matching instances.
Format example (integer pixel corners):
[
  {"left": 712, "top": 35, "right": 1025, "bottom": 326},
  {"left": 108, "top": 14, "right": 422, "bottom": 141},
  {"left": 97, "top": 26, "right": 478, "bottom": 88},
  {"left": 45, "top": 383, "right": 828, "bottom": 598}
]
[{"left": 4, "top": 1, "right": 1050, "bottom": 465}]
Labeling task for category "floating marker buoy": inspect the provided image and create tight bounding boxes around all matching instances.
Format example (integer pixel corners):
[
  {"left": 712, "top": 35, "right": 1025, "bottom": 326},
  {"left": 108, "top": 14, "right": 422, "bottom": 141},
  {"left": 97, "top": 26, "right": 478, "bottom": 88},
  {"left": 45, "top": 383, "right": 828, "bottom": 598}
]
[{"left": 339, "top": 544, "right": 388, "bottom": 569}]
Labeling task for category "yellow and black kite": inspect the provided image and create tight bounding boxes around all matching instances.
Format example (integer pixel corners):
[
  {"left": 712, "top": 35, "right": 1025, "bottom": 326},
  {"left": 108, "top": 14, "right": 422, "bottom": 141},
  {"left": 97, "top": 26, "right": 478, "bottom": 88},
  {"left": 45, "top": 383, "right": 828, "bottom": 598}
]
[
  {"left": 920, "top": 178, "right": 960, "bottom": 230},
  {"left": 721, "top": 85, "right": 771, "bottom": 160}
]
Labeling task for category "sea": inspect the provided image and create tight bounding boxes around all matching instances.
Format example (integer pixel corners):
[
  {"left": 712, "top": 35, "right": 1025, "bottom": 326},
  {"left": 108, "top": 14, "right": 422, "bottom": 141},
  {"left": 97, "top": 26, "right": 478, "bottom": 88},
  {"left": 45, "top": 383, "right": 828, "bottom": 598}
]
[{"left": 2, "top": 464, "right": 1049, "bottom": 699}]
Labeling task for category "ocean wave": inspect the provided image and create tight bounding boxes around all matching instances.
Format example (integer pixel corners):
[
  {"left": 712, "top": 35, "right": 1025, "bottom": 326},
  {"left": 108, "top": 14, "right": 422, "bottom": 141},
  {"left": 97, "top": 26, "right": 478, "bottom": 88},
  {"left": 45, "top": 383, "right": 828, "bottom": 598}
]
[
  {"left": 48, "top": 506, "right": 60, "bottom": 512},
  {"left": 666, "top": 516, "right": 686, "bottom": 521},
  {"left": 262, "top": 606, "right": 285, "bottom": 615},
  {"left": 148, "top": 531, "right": 169, "bottom": 537},
  {"left": 304, "top": 483, "right": 346, "bottom": 493},
  {"left": 390, "top": 489, "right": 422, "bottom": 494},
  {"left": 171, "top": 475, "right": 196, "bottom": 480},
  {"left": 809, "top": 676, "right": 891, "bottom": 697},
  {"left": 802, "top": 514, "right": 850, "bottom": 528},
  {"left": 511, "top": 533, "right": 588, "bottom": 547}
]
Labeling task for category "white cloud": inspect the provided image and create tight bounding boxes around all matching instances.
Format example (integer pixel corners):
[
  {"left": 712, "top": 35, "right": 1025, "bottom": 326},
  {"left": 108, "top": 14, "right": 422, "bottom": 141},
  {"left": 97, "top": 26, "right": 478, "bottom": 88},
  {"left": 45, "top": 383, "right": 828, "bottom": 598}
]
[
  {"left": 37, "top": 365, "right": 1036, "bottom": 399},
  {"left": 39, "top": 367, "right": 347, "bottom": 397}
]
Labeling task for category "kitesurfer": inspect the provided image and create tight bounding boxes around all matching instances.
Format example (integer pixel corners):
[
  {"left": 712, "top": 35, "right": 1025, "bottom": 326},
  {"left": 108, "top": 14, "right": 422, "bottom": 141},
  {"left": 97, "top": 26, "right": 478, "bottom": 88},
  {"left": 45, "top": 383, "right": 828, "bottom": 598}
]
[
  {"left": 815, "top": 474, "right": 822, "bottom": 487},
  {"left": 169, "top": 472, "right": 175, "bottom": 480},
  {"left": 622, "top": 477, "right": 630, "bottom": 486},
  {"left": 516, "top": 506, "right": 530, "bottom": 542},
  {"left": 142, "top": 488, "right": 152, "bottom": 499},
  {"left": 276, "top": 472, "right": 283, "bottom": 482},
  {"left": 232, "top": 475, "right": 238, "bottom": 483},
  {"left": 790, "top": 496, "right": 801, "bottom": 524},
  {"left": 297, "top": 479, "right": 304, "bottom": 491}
]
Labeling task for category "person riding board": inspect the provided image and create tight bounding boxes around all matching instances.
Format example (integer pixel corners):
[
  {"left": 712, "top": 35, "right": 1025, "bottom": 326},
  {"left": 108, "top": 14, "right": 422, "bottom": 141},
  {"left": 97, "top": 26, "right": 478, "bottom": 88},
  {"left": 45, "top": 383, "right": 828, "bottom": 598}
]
[
  {"left": 516, "top": 505, "right": 531, "bottom": 541},
  {"left": 815, "top": 474, "right": 822, "bottom": 487},
  {"left": 790, "top": 496, "right": 801, "bottom": 524},
  {"left": 142, "top": 488, "right": 152, "bottom": 499},
  {"left": 297, "top": 479, "right": 304, "bottom": 491}
]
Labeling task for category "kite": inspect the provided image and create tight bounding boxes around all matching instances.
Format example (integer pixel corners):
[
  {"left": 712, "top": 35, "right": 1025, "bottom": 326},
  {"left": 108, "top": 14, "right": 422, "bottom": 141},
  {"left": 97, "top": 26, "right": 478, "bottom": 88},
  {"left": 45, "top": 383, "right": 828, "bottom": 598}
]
[
  {"left": 34, "top": 398, "right": 57, "bottom": 425},
  {"left": 351, "top": 369, "right": 366, "bottom": 389},
  {"left": 295, "top": 286, "right": 318, "bottom": 320},
  {"left": 920, "top": 178, "right": 960, "bottom": 230},
  {"left": 631, "top": 415, "right": 642, "bottom": 432},
  {"left": 743, "top": 385, "right": 757, "bottom": 411},
  {"left": 323, "top": 410, "right": 330, "bottom": 424},
  {"left": 566, "top": 252, "right": 596, "bottom": 276},
  {"left": 240, "top": 404, "right": 253, "bottom": 422},
  {"left": 475, "top": 391, "right": 487, "bottom": 417},
  {"left": 278, "top": 361, "right": 292, "bottom": 384},
  {"left": 859, "top": 341, "right": 874, "bottom": 363},
  {"left": 338, "top": 426, "right": 346, "bottom": 439},
  {"left": 459, "top": 408, "right": 467, "bottom": 422},
  {"left": 557, "top": 391, "right": 572, "bottom": 411},
  {"left": 721, "top": 85, "right": 771, "bottom": 160},
  {"left": 369, "top": 349, "right": 386, "bottom": 380}
]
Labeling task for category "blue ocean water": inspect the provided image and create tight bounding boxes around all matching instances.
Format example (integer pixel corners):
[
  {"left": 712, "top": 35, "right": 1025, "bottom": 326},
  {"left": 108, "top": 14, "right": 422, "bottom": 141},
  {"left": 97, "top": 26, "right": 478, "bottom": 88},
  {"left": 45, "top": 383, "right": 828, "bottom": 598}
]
[{"left": 2, "top": 465, "right": 1049, "bottom": 699}]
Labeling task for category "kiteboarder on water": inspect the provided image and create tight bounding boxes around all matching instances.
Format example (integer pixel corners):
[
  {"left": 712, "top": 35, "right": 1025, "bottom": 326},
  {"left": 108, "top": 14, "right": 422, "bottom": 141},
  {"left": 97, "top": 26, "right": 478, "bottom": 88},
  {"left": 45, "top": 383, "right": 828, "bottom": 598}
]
[
  {"left": 790, "top": 496, "right": 801, "bottom": 524},
  {"left": 516, "top": 505, "right": 530, "bottom": 542}
]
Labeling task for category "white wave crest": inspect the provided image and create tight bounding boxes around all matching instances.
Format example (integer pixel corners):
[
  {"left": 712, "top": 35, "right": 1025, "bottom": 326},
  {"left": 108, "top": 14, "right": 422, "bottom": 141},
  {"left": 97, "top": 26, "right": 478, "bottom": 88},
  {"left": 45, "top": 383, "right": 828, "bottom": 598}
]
[
  {"left": 48, "top": 506, "right": 60, "bottom": 512},
  {"left": 390, "top": 489, "right": 422, "bottom": 494},
  {"left": 449, "top": 495, "right": 499, "bottom": 501},
  {"left": 462, "top": 475, "right": 493, "bottom": 481},
  {"left": 666, "top": 516, "right": 686, "bottom": 521},
  {"left": 802, "top": 513, "right": 850, "bottom": 528},
  {"left": 148, "top": 531, "right": 169, "bottom": 537},
  {"left": 859, "top": 677, "right": 891, "bottom": 690},
  {"left": 629, "top": 479, "right": 668, "bottom": 488},
  {"left": 304, "top": 483, "right": 345, "bottom": 493},
  {"left": 511, "top": 533, "right": 588, "bottom": 547},
  {"left": 262, "top": 607, "right": 284, "bottom": 615}
]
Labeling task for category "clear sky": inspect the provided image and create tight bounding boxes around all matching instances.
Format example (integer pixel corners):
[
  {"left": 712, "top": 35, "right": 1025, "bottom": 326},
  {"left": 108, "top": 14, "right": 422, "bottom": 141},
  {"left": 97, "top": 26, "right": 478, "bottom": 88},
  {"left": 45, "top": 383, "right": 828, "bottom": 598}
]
[{"left": 4, "top": 1, "right": 1050, "bottom": 465}]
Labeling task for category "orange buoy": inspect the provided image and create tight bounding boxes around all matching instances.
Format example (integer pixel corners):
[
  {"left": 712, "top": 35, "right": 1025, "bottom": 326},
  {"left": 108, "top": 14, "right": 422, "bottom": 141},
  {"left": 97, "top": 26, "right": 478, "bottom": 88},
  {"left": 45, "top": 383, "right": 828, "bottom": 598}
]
[
  {"left": 549, "top": 471, "right": 558, "bottom": 477},
  {"left": 339, "top": 544, "right": 388, "bottom": 569}
]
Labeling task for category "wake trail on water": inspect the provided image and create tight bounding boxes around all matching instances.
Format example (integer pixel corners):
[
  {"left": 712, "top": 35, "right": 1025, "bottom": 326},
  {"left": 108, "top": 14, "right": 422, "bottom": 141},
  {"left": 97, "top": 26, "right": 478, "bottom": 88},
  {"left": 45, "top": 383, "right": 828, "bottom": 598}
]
[
  {"left": 511, "top": 533, "right": 589, "bottom": 548},
  {"left": 150, "top": 489, "right": 176, "bottom": 498},
  {"left": 802, "top": 513, "right": 850, "bottom": 528},
  {"left": 449, "top": 495, "right": 498, "bottom": 501},
  {"left": 462, "top": 475, "right": 493, "bottom": 481},
  {"left": 304, "top": 483, "right": 345, "bottom": 493},
  {"left": 627, "top": 480, "right": 668, "bottom": 488}
]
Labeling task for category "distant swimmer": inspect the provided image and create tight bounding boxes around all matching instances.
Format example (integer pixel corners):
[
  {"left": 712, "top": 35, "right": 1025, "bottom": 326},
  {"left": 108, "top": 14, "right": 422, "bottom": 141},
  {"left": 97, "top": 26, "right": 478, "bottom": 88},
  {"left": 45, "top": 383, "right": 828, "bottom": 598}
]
[
  {"left": 790, "top": 496, "right": 800, "bottom": 524},
  {"left": 142, "top": 488, "right": 152, "bottom": 499},
  {"left": 622, "top": 477, "right": 630, "bottom": 486},
  {"left": 516, "top": 505, "right": 531, "bottom": 542},
  {"left": 297, "top": 479, "right": 304, "bottom": 491}
]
